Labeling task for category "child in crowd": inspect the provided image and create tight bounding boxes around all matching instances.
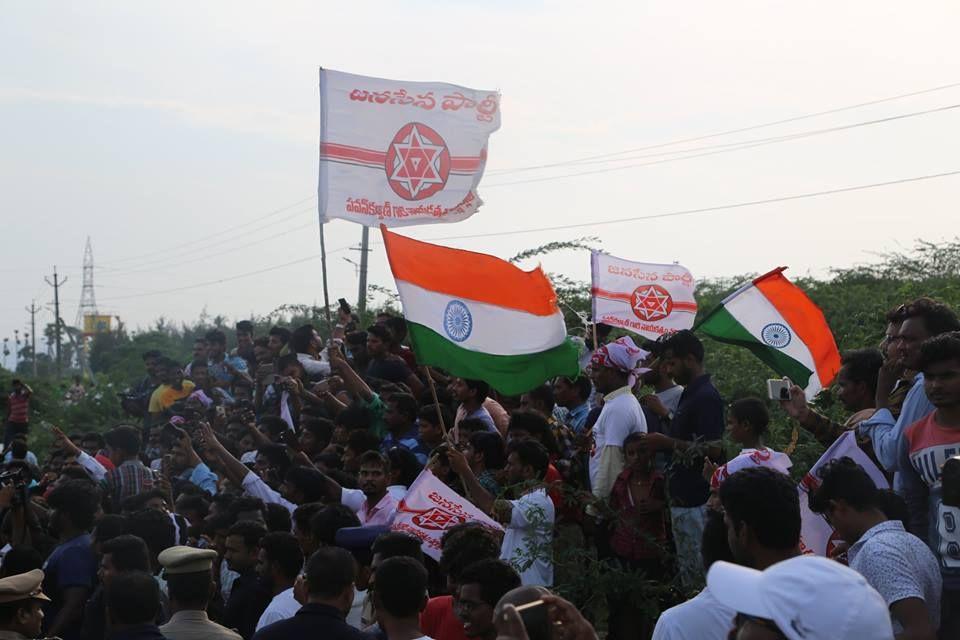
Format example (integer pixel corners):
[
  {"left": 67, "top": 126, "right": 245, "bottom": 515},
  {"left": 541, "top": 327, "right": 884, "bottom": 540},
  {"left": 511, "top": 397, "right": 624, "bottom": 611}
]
[{"left": 609, "top": 432, "right": 667, "bottom": 576}]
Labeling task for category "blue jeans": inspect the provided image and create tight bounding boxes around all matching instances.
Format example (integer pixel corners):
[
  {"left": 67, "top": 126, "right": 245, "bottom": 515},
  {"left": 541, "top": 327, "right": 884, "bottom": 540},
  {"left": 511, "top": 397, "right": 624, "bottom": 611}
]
[{"left": 670, "top": 505, "right": 708, "bottom": 589}]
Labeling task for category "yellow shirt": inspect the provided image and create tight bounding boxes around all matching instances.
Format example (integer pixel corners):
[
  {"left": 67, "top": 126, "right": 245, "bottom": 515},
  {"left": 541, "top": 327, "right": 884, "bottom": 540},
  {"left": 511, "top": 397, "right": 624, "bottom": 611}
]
[{"left": 148, "top": 380, "right": 196, "bottom": 413}]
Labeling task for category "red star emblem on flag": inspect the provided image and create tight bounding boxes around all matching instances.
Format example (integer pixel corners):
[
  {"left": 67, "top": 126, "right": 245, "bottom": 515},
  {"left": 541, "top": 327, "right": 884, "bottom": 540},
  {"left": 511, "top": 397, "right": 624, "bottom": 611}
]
[
  {"left": 630, "top": 285, "right": 674, "bottom": 321},
  {"left": 411, "top": 507, "right": 465, "bottom": 531},
  {"left": 384, "top": 123, "right": 451, "bottom": 200}
]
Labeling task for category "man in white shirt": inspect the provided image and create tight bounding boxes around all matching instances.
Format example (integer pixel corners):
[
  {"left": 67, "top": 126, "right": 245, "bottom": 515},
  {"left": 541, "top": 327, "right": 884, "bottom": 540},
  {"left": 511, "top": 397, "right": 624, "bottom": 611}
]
[
  {"left": 290, "top": 324, "right": 331, "bottom": 379},
  {"left": 255, "top": 532, "right": 304, "bottom": 631},
  {"left": 449, "top": 440, "right": 555, "bottom": 586},
  {"left": 588, "top": 336, "right": 648, "bottom": 500},
  {"left": 652, "top": 510, "right": 735, "bottom": 639}
]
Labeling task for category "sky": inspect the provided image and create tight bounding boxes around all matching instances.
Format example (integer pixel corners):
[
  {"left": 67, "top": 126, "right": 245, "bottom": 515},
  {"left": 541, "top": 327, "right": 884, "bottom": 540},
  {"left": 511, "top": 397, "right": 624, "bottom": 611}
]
[{"left": 2, "top": 1, "right": 960, "bottom": 366}]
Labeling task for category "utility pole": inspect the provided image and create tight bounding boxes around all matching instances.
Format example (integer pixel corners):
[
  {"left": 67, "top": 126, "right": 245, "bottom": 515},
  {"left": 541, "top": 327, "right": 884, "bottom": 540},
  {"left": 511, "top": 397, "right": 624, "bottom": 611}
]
[
  {"left": 25, "top": 301, "right": 38, "bottom": 377},
  {"left": 44, "top": 267, "right": 67, "bottom": 376},
  {"left": 356, "top": 226, "right": 371, "bottom": 314}
]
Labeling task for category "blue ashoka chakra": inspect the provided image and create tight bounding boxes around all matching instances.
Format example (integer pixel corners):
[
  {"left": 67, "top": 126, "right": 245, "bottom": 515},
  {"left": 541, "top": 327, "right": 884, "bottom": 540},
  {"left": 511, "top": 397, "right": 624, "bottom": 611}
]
[
  {"left": 761, "top": 323, "right": 792, "bottom": 349},
  {"left": 443, "top": 300, "right": 473, "bottom": 343}
]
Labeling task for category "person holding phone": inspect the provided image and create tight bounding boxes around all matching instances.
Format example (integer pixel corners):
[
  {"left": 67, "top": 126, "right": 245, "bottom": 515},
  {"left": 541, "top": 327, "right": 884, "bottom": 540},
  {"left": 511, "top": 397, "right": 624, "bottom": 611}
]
[{"left": 5, "top": 379, "right": 32, "bottom": 449}]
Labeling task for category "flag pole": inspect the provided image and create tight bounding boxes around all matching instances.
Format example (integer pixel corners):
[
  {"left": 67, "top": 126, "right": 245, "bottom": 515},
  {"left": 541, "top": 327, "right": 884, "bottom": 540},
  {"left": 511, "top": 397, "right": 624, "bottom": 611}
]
[
  {"left": 318, "top": 222, "right": 334, "bottom": 338},
  {"left": 423, "top": 366, "right": 450, "bottom": 441},
  {"left": 317, "top": 65, "right": 334, "bottom": 340}
]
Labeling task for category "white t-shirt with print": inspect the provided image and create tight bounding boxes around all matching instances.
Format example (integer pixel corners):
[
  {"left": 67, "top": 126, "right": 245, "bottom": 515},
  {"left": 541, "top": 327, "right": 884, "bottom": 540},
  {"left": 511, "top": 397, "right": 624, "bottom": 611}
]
[{"left": 500, "top": 489, "right": 555, "bottom": 586}]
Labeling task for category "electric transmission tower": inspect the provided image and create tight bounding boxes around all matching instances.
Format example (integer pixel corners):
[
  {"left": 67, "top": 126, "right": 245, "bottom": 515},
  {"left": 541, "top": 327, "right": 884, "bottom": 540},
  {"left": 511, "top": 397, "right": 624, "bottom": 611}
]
[
  {"left": 76, "top": 237, "right": 98, "bottom": 328},
  {"left": 74, "top": 237, "right": 99, "bottom": 377}
]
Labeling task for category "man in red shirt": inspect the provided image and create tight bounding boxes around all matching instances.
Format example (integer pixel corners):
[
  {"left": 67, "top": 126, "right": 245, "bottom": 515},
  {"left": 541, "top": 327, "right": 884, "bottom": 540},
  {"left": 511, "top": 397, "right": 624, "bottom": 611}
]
[
  {"left": 421, "top": 525, "right": 501, "bottom": 640},
  {"left": 5, "top": 379, "right": 32, "bottom": 449}
]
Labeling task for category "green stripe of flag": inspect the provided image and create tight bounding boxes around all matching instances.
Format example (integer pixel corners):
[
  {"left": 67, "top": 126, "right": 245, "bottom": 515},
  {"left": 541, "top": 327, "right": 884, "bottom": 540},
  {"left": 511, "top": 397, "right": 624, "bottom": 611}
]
[
  {"left": 408, "top": 322, "right": 580, "bottom": 395},
  {"left": 699, "top": 306, "right": 814, "bottom": 389}
]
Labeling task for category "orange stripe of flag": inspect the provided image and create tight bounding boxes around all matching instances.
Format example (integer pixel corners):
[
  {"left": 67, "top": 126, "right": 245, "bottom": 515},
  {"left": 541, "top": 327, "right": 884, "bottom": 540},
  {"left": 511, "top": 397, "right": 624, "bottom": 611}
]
[
  {"left": 754, "top": 271, "right": 841, "bottom": 386},
  {"left": 381, "top": 226, "right": 559, "bottom": 316}
]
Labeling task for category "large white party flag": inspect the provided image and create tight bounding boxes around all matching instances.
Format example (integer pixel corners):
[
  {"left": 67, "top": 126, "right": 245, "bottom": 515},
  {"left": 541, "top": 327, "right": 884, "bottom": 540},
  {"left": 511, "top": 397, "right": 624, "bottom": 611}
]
[
  {"left": 318, "top": 69, "right": 501, "bottom": 227},
  {"left": 392, "top": 469, "right": 503, "bottom": 560},
  {"left": 797, "top": 431, "right": 888, "bottom": 557},
  {"left": 590, "top": 251, "right": 697, "bottom": 340}
]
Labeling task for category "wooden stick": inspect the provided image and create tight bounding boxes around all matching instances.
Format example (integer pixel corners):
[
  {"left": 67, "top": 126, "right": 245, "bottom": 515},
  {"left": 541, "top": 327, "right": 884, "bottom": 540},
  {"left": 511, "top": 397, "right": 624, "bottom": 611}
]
[
  {"left": 422, "top": 366, "right": 450, "bottom": 441},
  {"left": 513, "top": 599, "right": 545, "bottom": 613},
  {"left": 318, "top": 222, "right": 334, "bottom": 340}
]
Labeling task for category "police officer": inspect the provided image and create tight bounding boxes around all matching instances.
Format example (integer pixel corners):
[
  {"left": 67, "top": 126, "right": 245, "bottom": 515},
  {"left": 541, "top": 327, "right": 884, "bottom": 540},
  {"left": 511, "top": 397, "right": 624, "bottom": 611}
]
[
  {"left": 0, "top": 569, "right": 57, "bottom": 640},
  {"left": 157, "top": 546, "right": 242, "bottom": 640}
]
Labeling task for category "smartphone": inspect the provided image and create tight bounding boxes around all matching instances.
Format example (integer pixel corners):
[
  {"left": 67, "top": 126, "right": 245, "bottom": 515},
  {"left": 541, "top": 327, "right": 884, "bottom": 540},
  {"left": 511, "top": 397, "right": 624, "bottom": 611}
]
[
  {"left": 279, "top": 429, "right": 300, "bottom": 450},
  {"left": 262, "top": 374, "right": 279, "bottom": 386},
  {"left": 766, "top": 378, "right": 791, "bottom": 401}
]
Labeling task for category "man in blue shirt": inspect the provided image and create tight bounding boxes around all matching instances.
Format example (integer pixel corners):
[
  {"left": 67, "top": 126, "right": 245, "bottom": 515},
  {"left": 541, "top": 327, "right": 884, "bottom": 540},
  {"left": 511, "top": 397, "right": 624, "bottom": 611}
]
[
  {"left": 553, "top": 375, "right": 592, "bottom": 434},
  {"left": 859, "top": 298, "right": 959, "bottom": 489},
  {"left": 381, "top": 393, "right": 429, "bottom": 465},
  {"left": 42, "top": 479, "right": 100, "bottom": 640},
  {"left": 207, "top": 329, "right": 251, "bottom": 389},
  {"left": 643, "top": 330, "right": 724, "bottom": 589}
]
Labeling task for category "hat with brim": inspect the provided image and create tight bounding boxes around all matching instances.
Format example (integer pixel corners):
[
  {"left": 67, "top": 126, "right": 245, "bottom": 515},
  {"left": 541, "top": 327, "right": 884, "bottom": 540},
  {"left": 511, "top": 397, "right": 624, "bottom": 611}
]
[
  {"left": 0, "top": 569, "right": 51, "bottom": 604},
  {"left": 706, "top": 561, "right": 774, "bottom": 621}
]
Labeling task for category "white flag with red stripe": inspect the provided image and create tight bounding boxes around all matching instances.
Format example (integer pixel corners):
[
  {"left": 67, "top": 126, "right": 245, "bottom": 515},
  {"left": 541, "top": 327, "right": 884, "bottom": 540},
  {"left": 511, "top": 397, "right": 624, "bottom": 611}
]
[
  {"left": 798, "top": 431, "right": 889, "bottom": 557},
  {"left": 391, "top": 469, "right": 503, "bottom": 561},
  {"left": 590, "top": 251, "right": 697, "bottom": 340},
  {"left": 318, "top": 69, "right": 501, "bottom": 227}
]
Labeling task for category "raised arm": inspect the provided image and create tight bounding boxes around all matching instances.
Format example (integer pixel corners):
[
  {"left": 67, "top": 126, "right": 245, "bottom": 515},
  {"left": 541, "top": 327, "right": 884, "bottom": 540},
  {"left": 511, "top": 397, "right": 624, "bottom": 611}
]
[
  {"left": 199, "top": 422, "right": 254, "bottom": 488},
  {"left": 329, "top": 345, "right": 374, "bottom": 402},
  {"left": 51, "top": 425, "right": 107, "bottom": 482},
  {"left": 446, "top": 446, "right": 496, "bottom": 515}
]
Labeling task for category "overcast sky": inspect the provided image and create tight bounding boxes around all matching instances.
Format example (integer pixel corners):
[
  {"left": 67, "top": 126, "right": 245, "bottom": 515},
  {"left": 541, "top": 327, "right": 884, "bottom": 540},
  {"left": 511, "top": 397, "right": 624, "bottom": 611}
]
[{"left": 2, "top": 1, "right": 959, "bottom": 366}]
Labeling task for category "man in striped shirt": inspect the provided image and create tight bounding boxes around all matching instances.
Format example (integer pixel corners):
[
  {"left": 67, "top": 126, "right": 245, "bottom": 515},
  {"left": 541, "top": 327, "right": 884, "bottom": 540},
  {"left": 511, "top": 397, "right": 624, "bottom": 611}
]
[
  {"left": 103, "top": 425, "right": 156, "bottom": 509},
  {"left": 4, "top": 379, "right": 32, "bottom": 449}
]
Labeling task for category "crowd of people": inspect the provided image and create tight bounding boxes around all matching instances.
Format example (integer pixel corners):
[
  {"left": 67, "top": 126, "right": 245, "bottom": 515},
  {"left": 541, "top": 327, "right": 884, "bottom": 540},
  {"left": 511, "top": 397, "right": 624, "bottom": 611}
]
[{"left": 1, "top": 297, "right": 959, "bottom": 640}]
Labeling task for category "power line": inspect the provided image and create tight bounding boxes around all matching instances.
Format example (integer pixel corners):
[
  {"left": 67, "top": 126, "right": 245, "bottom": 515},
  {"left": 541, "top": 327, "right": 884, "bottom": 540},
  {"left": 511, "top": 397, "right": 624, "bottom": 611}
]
[
  {"left": 486, "top": 80, "right": 960, "bottom": 175},
  {"left": 93, "top": 244, "right": 353, "bottom": 302},
  {"left": 500, "top": 102, "right": 960, "bottom": 171},
  {"left": 98, "top": 195, "right": 317, "bottom": 266},
  {"left": 413, "top": 169, "right": 960, "bottom": 241},
  {"left": 90, "top": 87, "right": 960, "bottom": 275},
  {"left": 94, "top": 102, "right": 960, "bottom": 279},
  {"left": 484, "top": 103, "right": 960, "bottom": 188},
  {"left": 90, "top": 168, "right": 960, "bottom": 301},
  {"left": 96, "top": 216, "right": 317, "bottom": 277}
]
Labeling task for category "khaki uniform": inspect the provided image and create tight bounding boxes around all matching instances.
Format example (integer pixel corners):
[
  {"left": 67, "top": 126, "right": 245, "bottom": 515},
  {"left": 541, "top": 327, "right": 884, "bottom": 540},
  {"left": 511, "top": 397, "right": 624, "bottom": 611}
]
[
  {"left": 157, "top": 546, "right": 243, "bottom": 640},
  {"left": 159, "top": 610, "right": 242, "bottom": 640},
  {"left": 0, "top": 569, "right": 59, "bottom": 640}
]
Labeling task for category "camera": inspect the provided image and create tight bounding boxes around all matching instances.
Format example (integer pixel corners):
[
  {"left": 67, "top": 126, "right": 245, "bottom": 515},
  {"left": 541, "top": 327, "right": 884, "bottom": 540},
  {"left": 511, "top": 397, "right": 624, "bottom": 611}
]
[{"left": 0, "top": 467, "right": 29, "bottom": 507}]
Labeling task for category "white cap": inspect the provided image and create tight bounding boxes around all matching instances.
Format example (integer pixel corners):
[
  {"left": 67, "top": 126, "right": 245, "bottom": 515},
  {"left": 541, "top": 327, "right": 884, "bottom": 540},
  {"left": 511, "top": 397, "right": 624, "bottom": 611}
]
[
  {"left": 710, "top": 448, "right": 792, "bottom": 490},
  {"left": 707, "top": 556, "right": 893, "bottom": 640}
]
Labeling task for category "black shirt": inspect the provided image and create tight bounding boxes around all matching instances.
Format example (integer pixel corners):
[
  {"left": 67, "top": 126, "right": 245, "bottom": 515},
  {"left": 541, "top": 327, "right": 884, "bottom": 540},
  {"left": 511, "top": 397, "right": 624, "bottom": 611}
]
[
  {"left": 223, "top": 571, "right": 272, "bottom": 640},
  {"left": 252, "top": 602, "right": 376, "bottom": 640},
  {"left": 665, "top": 374, "right": 724, "bottom": 507},
  {"left": 108, "top": 624, "right": 169, "bottom": 640},
  {"left": 366, "top": 357, "right": 412, "bottom": 384}
]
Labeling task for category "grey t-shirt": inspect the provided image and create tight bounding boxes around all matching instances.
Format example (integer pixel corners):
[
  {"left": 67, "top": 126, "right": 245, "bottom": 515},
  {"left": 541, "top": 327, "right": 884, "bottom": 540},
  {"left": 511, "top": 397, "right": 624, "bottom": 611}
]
[{"left": 848, "top": 520, "right": 942, "bottom": 633}]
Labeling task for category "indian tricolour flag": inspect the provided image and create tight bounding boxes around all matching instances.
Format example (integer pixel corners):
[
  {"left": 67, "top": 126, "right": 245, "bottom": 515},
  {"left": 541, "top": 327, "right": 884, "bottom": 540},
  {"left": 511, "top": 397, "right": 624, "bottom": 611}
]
[
  {"left": 698, "top": 267, "right": 841, "bottom": 399},
  {"left": 381, "top": 226, "right": 580, "bottom": 395}
]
